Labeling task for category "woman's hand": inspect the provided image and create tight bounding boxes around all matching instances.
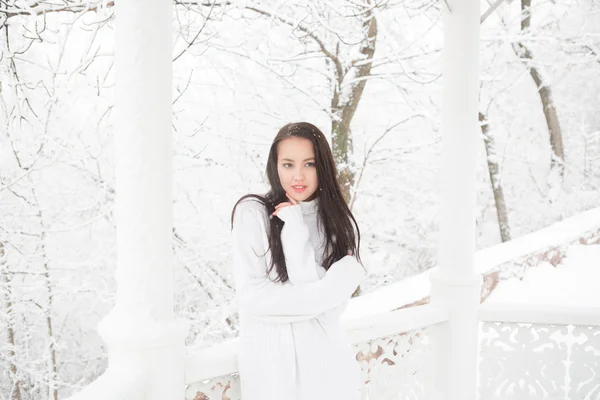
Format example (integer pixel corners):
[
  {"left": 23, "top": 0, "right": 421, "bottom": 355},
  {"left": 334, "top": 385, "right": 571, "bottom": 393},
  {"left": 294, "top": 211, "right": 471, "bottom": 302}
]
[
  {"left": 273, "top": 193, "right": 354, "bottom": 257},
  {"left": 272, "top": 193, "right": 299, "bottom": 217}
]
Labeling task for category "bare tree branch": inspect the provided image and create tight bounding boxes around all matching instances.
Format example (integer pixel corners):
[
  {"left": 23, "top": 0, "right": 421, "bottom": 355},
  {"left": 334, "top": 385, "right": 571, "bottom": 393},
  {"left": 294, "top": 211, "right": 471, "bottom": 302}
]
[
  {"left": 349, "top": 114, "right": 426, "bottom": 210},
  {"left": 0, "top": 0, "right": 230, "bottom": 22},
  {"left": 244, "top": 5, "right": 345, "bottom": 81}
]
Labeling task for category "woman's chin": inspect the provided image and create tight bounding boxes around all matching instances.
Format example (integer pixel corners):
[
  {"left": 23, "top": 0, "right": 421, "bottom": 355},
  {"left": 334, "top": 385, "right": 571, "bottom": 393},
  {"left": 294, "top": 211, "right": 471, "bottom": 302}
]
[
  {"left": 287, "top": 188, "right": 317, "bottom": 202},
  {"left": 301, "top": 191, "right": 318, "bottom": 202}
]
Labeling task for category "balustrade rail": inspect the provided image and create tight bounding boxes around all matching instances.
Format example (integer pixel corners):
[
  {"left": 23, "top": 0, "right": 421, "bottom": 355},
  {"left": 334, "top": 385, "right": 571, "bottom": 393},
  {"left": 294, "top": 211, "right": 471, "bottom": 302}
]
[
  {"left": 184, "top": 303, "right": 600, "bottom": 400},
  {"left": 185, "top": 304, "right": 448, "bottom": 400},
  {"left": 479, "top": 304, "right": 600, "bottom": 400}
]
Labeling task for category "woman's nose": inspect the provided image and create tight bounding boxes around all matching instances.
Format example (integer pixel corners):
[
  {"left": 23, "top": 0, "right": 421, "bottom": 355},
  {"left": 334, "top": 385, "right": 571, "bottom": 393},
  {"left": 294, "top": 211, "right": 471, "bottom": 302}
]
[{"left": 293, "top": 168, "right": 305, "bottom": 180}]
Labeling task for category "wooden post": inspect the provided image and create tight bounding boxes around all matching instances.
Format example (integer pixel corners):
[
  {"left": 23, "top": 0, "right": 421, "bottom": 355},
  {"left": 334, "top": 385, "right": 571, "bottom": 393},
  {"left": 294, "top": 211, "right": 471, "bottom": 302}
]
[
  {"left": 97, "top": 1, "right": 189, "bottom": 399},
  {"left": 430, "top": 0, "right": 482, "bottom": 398}
]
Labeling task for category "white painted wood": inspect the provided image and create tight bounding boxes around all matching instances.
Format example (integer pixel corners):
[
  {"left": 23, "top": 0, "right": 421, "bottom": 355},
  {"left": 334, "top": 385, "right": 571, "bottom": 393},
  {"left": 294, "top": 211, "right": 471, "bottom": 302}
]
[
  {"left": 429, "top": 0, "right": 482, "bottom": 398},
  {"left": 345, "top": 303, "right": 449, "bottom": 344},
  {"left": 480, "top": 303, "right": 600, "bottom": 326},
  {"left": 185, "top": 304, "right": 448, "bottom": 384},
  {"left": 345, "top": 208, "right": 600, "bottom": 318},
  {"left": 91, "top": 1, "right": 189, "bottom": 399},
  {"left": 110, "top": 0, "right": 173, "bottom": 322},
  {"left": 185, "top": 339, "right": 240, "bottom": 385},
  {"left": 437, "top": 0, "right": 480, "bottom": 280},
  {"left": 63, "top": 366, "right": 145, "bottom": 400}
]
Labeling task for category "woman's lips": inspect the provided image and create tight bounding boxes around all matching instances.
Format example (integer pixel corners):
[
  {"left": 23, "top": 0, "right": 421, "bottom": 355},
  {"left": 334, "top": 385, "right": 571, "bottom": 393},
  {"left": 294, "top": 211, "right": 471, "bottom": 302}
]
[{"left": 292, "top": 185, "right": 307, "bottom": 193}]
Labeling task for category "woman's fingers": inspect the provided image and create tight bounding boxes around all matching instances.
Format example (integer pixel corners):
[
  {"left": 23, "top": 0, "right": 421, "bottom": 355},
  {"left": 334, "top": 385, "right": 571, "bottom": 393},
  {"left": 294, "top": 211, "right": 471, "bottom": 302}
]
[
  {"left": 272, "top": 208, "right": 288, "bottom": 216},
  {"left": 285, "top": 193, "right": 299, "bottom": 205},
  {"left": 272, "top": 200, "right": 294, "bottom": 216},
  {"left": 272, "top": 194, "right": 299, "bottom": 216}
]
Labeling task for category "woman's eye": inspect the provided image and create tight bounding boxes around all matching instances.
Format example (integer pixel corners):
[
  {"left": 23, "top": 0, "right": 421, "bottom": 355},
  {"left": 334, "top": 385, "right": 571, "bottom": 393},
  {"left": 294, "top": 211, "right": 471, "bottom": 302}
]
[
  {"left": 306, "top": 162, "right": 315, "bottom": 167},
  {"left": 283, "top": 163, "right": 292, "bottom": 168}
]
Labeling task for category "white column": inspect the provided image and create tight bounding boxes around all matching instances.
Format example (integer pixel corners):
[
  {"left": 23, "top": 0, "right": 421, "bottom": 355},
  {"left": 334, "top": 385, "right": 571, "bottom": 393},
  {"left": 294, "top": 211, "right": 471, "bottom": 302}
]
[
  {"left": 97, "top": 1, "right": 188, "bottom": 399},
  {"left": 430, "top": 0, "right": 482, "bottom": 398}
]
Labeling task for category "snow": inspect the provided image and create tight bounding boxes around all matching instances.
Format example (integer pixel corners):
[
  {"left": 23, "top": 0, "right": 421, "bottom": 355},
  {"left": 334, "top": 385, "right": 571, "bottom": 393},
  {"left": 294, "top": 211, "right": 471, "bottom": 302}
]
[
  {"left": 2, "top": 0, "right": 600, "bottom": 397},
  {"left": 486, "top": 244, "right": 600, "bottom": 307},
  {"left": 344, "top": 206, "right": 600, "bottom": 320},
  {"left": 344, "top": 270, "right": 432, "bottom": 320},
  {"left": 473, "top": 206, "right": 600, "bottom": 275}
]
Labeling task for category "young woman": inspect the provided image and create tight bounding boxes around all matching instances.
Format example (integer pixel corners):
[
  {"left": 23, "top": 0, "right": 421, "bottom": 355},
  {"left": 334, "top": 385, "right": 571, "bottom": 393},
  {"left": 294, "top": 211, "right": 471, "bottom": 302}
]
[{"left": 230, "top": 122, "right": 366, "bottom": 400}]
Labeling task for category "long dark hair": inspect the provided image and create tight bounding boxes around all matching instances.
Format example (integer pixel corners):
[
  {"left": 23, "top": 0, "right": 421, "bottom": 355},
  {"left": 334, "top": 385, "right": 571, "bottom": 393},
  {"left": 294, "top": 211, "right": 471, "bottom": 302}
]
[{"left": 231, "top": 122, "right": 362, "bottom": 283}]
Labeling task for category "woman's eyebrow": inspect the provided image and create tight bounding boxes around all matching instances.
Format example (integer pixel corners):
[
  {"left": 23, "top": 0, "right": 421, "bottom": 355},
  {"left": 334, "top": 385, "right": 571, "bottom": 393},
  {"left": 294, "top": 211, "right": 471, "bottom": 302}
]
[{"left": 281, "top": 157, "right": 315, "bottom": 162}]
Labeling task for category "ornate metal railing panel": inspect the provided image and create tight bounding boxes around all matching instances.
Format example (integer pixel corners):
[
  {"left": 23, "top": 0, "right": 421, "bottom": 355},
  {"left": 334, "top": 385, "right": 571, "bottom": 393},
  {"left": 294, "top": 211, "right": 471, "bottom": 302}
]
[
  {"left": 357, "top": 326, "right": 435, "bottom": 400},
  {"left": 185, "top": 326, "right": 437, "bottom": 400},
  {"left": 186, "top": 375, "right": 240, "bottom": 400},
  {"left": 479, "top": 321, "right": 600, "bottom": 400}
]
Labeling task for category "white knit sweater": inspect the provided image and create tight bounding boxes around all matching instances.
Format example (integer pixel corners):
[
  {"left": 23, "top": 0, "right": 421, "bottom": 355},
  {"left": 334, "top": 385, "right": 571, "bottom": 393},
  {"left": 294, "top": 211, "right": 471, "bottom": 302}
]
[{"left": 232, "top": 197, "right": 366, "bottom": 400}]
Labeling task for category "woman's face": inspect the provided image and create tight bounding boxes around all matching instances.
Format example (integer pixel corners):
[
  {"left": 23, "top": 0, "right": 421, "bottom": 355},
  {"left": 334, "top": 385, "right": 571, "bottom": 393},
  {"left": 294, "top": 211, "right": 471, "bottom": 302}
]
[{"left": 277, "top": 136, "right": 319, "bottom": 202}]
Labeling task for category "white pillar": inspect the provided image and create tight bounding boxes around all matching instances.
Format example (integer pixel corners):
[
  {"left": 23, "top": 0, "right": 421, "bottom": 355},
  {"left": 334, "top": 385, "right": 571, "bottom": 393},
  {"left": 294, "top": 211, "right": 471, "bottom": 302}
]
[
  {"left": 97, "top": 1, "right": 188, "bottom": 399},
  {"left": 430, "top": 0, "right": 482, "bottom": 398}
]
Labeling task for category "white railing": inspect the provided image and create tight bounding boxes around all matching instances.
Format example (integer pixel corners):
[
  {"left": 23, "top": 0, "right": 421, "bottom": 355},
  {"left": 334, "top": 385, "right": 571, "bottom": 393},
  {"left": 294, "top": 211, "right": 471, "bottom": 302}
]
[
  {"left": 478, "top": 303, "right": 600, "bottom": 400},
  {"left": 183, "top": 208, "right": 600, "bottom": 400},
  {"left": 63, "top": 366, "right": 145, "bottom": 400},
  {"left": 63, "top": 209, "right": 599, "bottom": 400},
  {"left": 184, "top": 304, "right": 449, "bottom": 400},
  {"left": 345, "top": 209, "right": 600, "bottom": 319},
  {"left": 184, "top": 302, "right": 600, "bottom": 400}
]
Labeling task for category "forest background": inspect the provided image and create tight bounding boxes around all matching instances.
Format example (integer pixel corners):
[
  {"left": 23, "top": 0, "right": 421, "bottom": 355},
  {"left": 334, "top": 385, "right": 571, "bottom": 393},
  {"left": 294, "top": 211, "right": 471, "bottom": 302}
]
[{"left": 0, "top": 0, "right": 599, "bottom": 398}]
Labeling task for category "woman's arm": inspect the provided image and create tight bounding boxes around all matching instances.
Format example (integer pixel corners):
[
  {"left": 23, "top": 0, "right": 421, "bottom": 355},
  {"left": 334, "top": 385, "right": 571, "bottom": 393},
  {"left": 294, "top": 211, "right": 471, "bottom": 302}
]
[
  {"left": 276, "top": 204, "right": 322, "bottom": 284},
  {"left": 232, "top": 200, "right": 365, "bottom": 322},
  {"left": 277, "top": 204, "right": 354, "bottom": 321}
]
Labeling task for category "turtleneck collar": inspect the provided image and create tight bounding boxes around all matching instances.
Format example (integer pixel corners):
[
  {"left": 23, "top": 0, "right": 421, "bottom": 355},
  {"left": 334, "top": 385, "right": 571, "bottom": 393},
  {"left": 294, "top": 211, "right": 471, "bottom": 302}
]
[{"left": 299, "top": 197, "right": 319, "bottom": 215}]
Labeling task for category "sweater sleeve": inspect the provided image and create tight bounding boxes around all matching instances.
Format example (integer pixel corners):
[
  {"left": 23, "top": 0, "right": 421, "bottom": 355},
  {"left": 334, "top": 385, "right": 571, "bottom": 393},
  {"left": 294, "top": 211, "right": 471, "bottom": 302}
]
[
  {"left": 276, "top": 204, "right": 321, "bottom": 284},
  {"left": 276, "top": 204, "right": 356, "bottom": 322},
  {"left": 232, "top": 200, "right": 365, "bottom": 323}
]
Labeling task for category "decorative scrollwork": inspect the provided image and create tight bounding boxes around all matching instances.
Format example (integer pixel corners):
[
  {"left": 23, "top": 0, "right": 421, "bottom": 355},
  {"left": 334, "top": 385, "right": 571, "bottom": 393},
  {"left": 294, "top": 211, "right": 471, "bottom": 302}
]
[
  {"left": 356, "top": 327, "right": 434, "bottom": 400},
  {"left": 185, "top": 374, "right": 240, "bottom": 400},
  {"left": 479, "top": 322, "right": 600, "bottom": 400},
  {"left": 185, "top": 322, "right": 600, "bottom": 400},
  {"left": 185, "top": 327, "right": 435, "bottom": 400},
  {"left": 570, "top": 326, "right": 600, "bottom": 400}
]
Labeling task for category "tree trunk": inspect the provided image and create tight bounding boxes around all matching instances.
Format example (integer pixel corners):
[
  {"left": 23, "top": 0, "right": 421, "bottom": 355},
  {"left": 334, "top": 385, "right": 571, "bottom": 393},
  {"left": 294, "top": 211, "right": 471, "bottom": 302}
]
[
  {"left": 517, "top": 0, "right": 565, "bottom": 177},
  {"left": 1, "top": 243, "right": 22, "bottom": 400},
  {"left": 479, "top": 113, "right": 511, "bottom": 242},
  {"left": 42, "top": 253, "right": 59, "bottom": 400},
  {"left": 33, "top": 190, "right": 59, "bottom": 400},
  {"left": 331, "top": 4, "right": 377, "bottom": 204},
  {"left": 332, "top": 118, "right": 356, "bottom": 204},
  {"left": 329, "top": 3, "right": 377, "bottom": 298}
]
